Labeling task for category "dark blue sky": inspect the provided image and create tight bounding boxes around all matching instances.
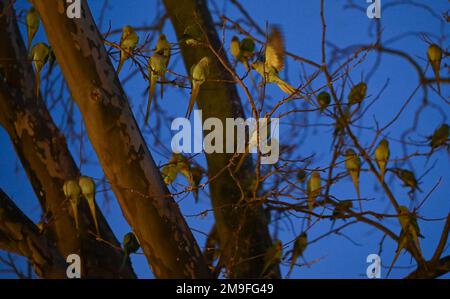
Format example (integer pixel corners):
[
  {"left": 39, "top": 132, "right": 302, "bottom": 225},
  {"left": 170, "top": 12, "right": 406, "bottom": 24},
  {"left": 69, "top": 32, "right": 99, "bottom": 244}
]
[{"left": 0, "top": 0, "right": 448, "bottom": 278}]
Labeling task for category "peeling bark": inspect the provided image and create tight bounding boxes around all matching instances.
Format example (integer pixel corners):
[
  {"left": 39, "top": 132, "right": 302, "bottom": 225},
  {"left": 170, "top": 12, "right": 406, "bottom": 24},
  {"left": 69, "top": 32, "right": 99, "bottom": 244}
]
[
  {"left": 0, "top": 188, "right": 66, "bottom": 278},
  {"left": 162, "top": 0, "right": 276, "bottom": 277},
  {"left": 0, "top": 0, "right": 135, "bottom": 278},
  {"left": 27, "top": 0, "right": 209, "bottom": 278}
]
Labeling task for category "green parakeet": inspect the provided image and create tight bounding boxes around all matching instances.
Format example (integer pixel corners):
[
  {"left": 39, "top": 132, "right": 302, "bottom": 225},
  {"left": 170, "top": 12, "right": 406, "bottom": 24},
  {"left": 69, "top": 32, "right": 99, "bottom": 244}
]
[
  {"left": 398, "top": 206, "right": 423, "bottom": 255},
  {"left": 332, "top": 200, "right": 353, "bottom": 220},
  {"left": 288, "top": 232, "right": 307, "bottom": 277},
  {"left": 230, "top": 36, "right": 255, "bottom": 70},
  {"left": 63, "top": 180, "right": 81, "bottom": 231},
  {"left": 427, "top": 44, "right": 442, "bottom": 94},
  {"left": 117, "top": 25, "right": 139, "bottom": 74},
  {"left": 145, "top": 51, "right": 167, "bottom": 124},
  {"left": 348, "top": 82, "right": 367, "bottom": 105},
  {"left": 386, "top": 230, "right": 408, "bottom": 278},
  {"left": 296, "top": 169, "right": 307, "bottom": 183},
  {"left": 181, "top": 25, "right": 203, "bottom": 47},
  {"left": 392, "top": 168, "right": 422, "bottom": 193},
  {"left": 26, "top": 7, "right": 40, "bottom": 52},
  {"left": 317, "top": 91, "right": 331, "bottom": 112},
  {"left": 30, "top": 42, "right": 50, "bottom": 97},
  {"left": 155, "top": 34, "right": 171, "bottom": 98},
  {"left": 161, "top": 154, "right": 196, "bottom": 192},
  {"left": 187, "top": 57, "right": 210, "bottom": 118},
  {"left": 121, "top": 232, "right": 140, "bottom": 270},
  {"left": 78, "top": 176, "right": 99, "bottom": 236},
  {"left": 429, "top": 124, "right": 449, "bottom": 151},
  {"left": 251, "top": 27, "right": 296, "bottom": 95},
  {"left": 345, "top": 149, "right": 361, "bottom": 205},
  {"left": 307, "top": 171, "right": 321, "bottom": 224},
  {"left": 374, "top": 139, "right": 390, "bottom": 182},
  {"left": 230, "top": 36, "right": 241, "bottom": 60},
  {"left": 262, "top": 240, "right": 283, "bottom": 276}
]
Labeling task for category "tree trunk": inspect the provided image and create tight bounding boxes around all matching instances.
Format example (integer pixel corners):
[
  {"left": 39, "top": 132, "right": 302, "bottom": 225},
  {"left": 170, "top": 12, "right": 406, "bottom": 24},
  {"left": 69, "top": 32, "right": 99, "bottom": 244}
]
[
  {"left": 0, "top": 0, "right": 135, "bottom": 278},
  {"left": 29, "top": 0, "right": 209, "bottom": 278},
  {"left": 162, "top": 0, "right": 277, "bottom": 278},
  {"left": 0, "top": 188, "right": 67, "bottom": 278}
]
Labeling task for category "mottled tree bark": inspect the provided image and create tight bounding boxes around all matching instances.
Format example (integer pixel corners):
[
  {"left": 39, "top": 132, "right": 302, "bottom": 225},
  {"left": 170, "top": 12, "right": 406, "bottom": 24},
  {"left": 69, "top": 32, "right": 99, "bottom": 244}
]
[
  {"left": 0, "top": 188, "right": 66, "bottom": 278},
  {"left": 28, "top": 0, "right": 209, "bottom": 278},
  {"left": 162, "top": 0, "right": 277, "bottom": 278},
  {"left": 0, "top": 0, "right": 135, "bottom": 278}
]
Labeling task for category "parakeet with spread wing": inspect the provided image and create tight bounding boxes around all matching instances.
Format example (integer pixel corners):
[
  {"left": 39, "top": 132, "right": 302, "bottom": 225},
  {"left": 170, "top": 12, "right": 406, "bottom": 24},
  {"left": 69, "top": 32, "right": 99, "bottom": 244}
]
[{"left": 251, "top": 27, "right": 296, "bottom": 95}]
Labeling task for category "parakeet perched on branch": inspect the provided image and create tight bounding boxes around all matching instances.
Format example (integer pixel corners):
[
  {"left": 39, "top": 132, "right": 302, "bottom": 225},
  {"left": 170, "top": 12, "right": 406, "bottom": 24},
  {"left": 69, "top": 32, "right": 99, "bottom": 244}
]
[
  {"left": 427, "top": 44, "right": 442, "bottom": 94},
  {"left": 117, "top": 25, "right": 139, "bottom": 74},
  {"left": 26, "top": 7, "right": 40, "bottom": 52},
  {"left": 398, "top": 206, "right": 424, "bottom": 255},
  {"left": 287, "top": 232, "right": 307, "bottom": 277},
  {"left": 186, "top": 57, "right": 210, "bottom": 118},
  {"left": 348, "top": 82, "right": 367, "bottom": 105},
  {"left": 230, "top": 36, "right": 255, "bottom": 70},
  {"left": 121, "top": 232, "right": 140, "bottom": 270},
  {"left": 180, "top": 25, "right": 203, "bottom": 47},
  {"left": 251, "top": 27, "right": 296, "bottom": 95},
  {"left": 391, "top": 168, "right": 422, "bottom": 193},
  {"left": 63, "top": 180, "right": 81, "bottom": 231},
  {"left": 78, "top": 176, "right": 99, "bottom": 236},
  {"left": 262, "top": 240, "right": 282, "bottom": 277},
  {"left": 345, "top": 149, "right": 361, "bottom": 201},
  {"left": 30, "top": 42, "right": 50, "bottom": 97},
  {"left": 306, "top": 171, "right": 321, "bottom": 224},
  {"left": 374, "top": 139, "right": 390, "bottom": 182},
  {"left": 155, "top": 34, "right": 171, "bottom": 97},
  {"left": 317, "top": 91, "right": 331, "bottom": 112},
  {"left": 429, "top": 124, "right": 449, "bottom": 152}
]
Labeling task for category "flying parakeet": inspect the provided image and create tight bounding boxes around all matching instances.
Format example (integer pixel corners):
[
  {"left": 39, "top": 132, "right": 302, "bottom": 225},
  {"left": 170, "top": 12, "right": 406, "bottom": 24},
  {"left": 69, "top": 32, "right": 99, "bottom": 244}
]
[
  {"left": 317, "top": 91, "right": 331, "bottom": 112},
  {"left": 145, "top": 51, "right": 167, "bottom": 124},
  {"left": 288, "top": 232, "right": 307, "bottom": 277},
  {"left": 429, "top": 124, "right": 449, "bottom": 151},
  {"left": 186, "top": 57, "right": 210, "bottom": 118},
  {"left": 26, "top": 7, "right": 40, "bottom": 52},
  {"left": 348, "top": 82, "right": 367, "bottom": 105},
  {"left": 392, "top": 168, "right": 422, "bottom": 193},
  {"left": 374, "top": 139, "right": 390, "bottom": 182},
  {"left": 398, "top": 206, "right": 423, "bottom": 255},
  {"left": 251, "top": 27, "right": 296, "bottom": 95},
  {"left": 262, "top": 240, "right": 283, "bottom": 277},
  {"left": 345, "top": 149, "right": 361, "bottom": 210},
  {"left": 121, "top": 232, "right": 140, "bottom": 270},
  {"left": 307, "top": 171, "right": 321, "bottom": 224},
  {"left": 30, "top": 42, "right": 50, "bottom": 97},
  {"left": 78, "top": 176, "right": 99, "bottom": 236},
  {"left": 427, "top": 44, "right": 442, "bottom": 94},
  {"left": 63, "top": 180, "right": 81, "bottom": 231},
  {"left": 117, "top": 25, "right": 139, "bottom": 74},
  {"left": 181, "top": 25, "right": 203, "bottom": 47}
]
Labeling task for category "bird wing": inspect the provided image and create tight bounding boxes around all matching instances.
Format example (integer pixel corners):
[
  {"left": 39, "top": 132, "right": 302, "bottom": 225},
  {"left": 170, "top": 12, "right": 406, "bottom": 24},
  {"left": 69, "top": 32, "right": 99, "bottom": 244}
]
[{"left": 265, "top": 26, "right": 285, "bottom": 72}]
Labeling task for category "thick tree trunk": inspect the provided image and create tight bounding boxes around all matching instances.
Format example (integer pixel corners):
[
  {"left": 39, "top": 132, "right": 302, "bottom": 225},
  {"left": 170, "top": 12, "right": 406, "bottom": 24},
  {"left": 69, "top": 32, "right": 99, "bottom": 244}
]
[
  {"left": 0, "top": 0, "right": 135, "bottom": 278},
  {"left": 0, "top": 188, "right": 67, "bottom": 278},
  {"left": 162, "top": 0, "right": 277, "bottom": 278},
  {"left": 28, "top": 0, "right": 209, "bottom": 278}
]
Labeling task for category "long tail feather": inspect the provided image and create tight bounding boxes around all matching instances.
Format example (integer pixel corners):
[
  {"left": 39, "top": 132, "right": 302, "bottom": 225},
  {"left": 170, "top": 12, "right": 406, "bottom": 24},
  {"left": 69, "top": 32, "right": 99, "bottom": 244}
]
[
  {"left": 145, "top": 76, "right": 157, "bottom": 125},
  {"left": 88, "top": 200, "right": 99, "bottom": 236},
  {"left": 186, "top": 85, "right": 199, "bottom": 119},
  {"left": 432, "top": 62, "right": 441, "bottom": 94},
  {"left": 117, "top": 51, "right": 125, "bottom": 74},
  {"left": 35, "top": 70, "right": 40, "bottom": 99},
  {"left": 277, "top": 80, "right": 296, "bottom": 95}
]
